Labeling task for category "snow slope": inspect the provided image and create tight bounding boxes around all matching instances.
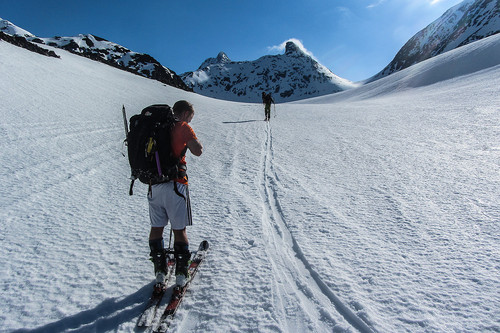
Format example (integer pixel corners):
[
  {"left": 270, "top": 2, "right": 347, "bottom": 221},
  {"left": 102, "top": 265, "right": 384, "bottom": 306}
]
[
  {"left": 1, "top": 34, "right": 499, "bottom": 333},
  {"left": 298, "top": 33, "right": 500, "bottom": 104},
  {"left": 369, "top": 0, "right": 500, "bottom": 81}
]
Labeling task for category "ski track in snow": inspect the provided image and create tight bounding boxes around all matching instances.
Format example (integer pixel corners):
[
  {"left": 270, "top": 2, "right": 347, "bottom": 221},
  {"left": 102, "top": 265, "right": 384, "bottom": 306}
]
[
  {"left": 260, "top": 123, "right": 337, "bottom": 332},
  {"left": 259, "top": 123, "right": 377, "bottom": 333}
]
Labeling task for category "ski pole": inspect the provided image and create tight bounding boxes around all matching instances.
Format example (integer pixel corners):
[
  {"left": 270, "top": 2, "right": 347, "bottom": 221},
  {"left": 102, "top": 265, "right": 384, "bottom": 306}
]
[{"left": 168, "top": 228, "right": 173, "bottom": 249}]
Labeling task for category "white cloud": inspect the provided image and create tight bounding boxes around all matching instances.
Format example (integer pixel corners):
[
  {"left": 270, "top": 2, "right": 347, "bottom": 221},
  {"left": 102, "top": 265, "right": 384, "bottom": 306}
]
[
  {"left": 267, "top": 38, "right": 317, "bottom": 59},
  {"left": 367, "top": 0, "right": 386, "bottom": 9},
  {"left": 368, "top": 0, "right": 446, "bottom": 9},
  {"left": 336, "top": 6, "right": 352, "bottom": 16}
]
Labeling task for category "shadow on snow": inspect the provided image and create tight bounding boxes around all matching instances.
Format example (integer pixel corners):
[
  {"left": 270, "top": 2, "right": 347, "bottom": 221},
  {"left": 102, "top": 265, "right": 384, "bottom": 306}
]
[
  {"left": 13, "top": 282, "right": 155, "bottom": 333},
  {"left": 222, "top": 119, "right": 265, "bottom": 124}
]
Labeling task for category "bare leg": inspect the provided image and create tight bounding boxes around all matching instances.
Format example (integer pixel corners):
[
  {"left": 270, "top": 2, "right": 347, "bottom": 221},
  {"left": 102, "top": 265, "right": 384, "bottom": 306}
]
[
  {"left": 149, "top": 226, "right": 164, "bottom": 240},
  {"left": 173, "top": 228, "right": 188, "bottom": 245}
]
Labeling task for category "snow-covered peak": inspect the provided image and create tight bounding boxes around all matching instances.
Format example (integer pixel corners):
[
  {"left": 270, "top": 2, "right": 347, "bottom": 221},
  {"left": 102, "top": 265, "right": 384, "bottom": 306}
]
[
  {"left": 0, "top": 18, "right": 35, "bottom": 37},
  {"left": 184, "top": 40, "right": 355, "bottom": 103},
  {"left": 198, "top": 51, "right": 231, "bottom": 70},
  {"left": 216, "top": 51, "right": 230, "bottom": 63},
  {"left": 284, "top": 41, "right": 306, "bottom": 57}
]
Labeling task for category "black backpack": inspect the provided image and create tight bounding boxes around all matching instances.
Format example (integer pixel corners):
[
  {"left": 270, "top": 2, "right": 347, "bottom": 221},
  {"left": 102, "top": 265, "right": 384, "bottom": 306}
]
[
  {"left": 127, "top": 104, "right": 185, "bottom": 194},
  {"left": 264, "top": 93, "right": 272, "bottom": 104}
]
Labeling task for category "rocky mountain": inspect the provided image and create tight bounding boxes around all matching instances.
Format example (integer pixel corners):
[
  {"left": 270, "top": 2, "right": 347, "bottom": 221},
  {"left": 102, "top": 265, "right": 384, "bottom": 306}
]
[
  {"left": 369, "top": 0, "right": 500, "bottom": 82},
  {"left": 198, "top": 51, "right": 231, "bottom": 70},
  {"left": 0, "top": 18, "right": 191, "bottom": 91},
  {"left": 0, "top": 31, "right": 59, "bottom": 58},
  {"left": 181, "top": 41, "right": 356, "bottom": 103}
]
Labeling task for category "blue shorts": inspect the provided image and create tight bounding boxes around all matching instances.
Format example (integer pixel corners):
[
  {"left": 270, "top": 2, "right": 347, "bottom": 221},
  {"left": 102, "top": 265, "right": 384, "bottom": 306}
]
[{"left": 148, "top": 182, "right": 192, "bottom": 230}]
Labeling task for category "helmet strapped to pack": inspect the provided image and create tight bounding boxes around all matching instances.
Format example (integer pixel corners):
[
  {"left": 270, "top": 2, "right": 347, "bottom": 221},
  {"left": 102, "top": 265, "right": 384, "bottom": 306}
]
[{"left": 127, "top": 104, "right": 186, "bottom": 195}]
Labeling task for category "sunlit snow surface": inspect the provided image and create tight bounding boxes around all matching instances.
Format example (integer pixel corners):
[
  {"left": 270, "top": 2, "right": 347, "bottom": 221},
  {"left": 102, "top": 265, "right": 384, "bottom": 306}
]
[{"left": 1, "top": 34, "right": 499, "bottom": 332}]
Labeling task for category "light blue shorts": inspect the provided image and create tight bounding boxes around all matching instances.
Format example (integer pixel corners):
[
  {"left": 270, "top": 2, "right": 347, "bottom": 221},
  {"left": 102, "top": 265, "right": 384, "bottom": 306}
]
[{"left": 148, "top": 182, "right": 192, "bottom": 230}]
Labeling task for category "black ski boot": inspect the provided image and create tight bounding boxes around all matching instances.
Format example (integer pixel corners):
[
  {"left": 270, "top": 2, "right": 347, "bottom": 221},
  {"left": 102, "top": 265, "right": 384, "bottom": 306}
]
[
  {"left": 174, "top": 242, "right": 191, "bottom": 287},
  {"left": 149, "top": 239, "right": 168, "bottom": 286}
]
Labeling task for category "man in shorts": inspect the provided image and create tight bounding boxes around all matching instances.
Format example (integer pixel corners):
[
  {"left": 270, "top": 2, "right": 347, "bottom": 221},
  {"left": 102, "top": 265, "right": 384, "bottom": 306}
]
[{"left": 148, "top": 100, "right": 203, "bottom": 287}]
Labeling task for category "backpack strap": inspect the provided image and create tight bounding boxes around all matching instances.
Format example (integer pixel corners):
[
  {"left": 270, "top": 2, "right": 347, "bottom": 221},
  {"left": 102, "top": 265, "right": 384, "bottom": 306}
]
[{"left": 173, "top": 181, "right": 186, "bottom": 200}]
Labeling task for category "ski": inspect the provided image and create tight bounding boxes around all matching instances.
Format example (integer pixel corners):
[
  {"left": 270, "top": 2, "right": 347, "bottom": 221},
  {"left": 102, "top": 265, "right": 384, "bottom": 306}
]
[
  {"left": 154, "top": 240, "right": 210, "bottom": 333},
  {"left": 137, "top": 251, "right": 176, "bottom": 328}
]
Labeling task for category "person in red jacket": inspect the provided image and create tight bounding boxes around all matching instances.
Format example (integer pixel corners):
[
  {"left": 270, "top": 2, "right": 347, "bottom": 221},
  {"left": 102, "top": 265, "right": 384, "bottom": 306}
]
[{"left": 148, "top": 100, "right": 203, "bottom": 288}]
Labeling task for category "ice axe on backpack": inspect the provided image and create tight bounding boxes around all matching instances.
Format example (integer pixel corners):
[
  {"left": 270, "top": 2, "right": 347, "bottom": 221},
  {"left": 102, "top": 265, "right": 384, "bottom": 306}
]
[
  {"left": 122, "top": 105, "right": 129, "bottom": 142},
  {"left": 121, "top": 105, "right": 129, "bottom": 157}
]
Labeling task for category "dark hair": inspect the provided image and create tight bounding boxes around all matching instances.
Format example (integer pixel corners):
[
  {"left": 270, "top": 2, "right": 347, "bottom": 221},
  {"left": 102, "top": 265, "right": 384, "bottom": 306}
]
[{"left": 173, "top": 100, "right": 194, "bottom": 116}]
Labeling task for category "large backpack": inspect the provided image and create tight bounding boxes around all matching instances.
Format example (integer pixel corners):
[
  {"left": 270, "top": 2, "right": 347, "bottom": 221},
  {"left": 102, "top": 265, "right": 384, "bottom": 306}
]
[
  {"left": 264, "top": 93, "right": 272, "bottom": 104},
  {"left": 127, "top": 104, "right": 185, "bottom": 194}
]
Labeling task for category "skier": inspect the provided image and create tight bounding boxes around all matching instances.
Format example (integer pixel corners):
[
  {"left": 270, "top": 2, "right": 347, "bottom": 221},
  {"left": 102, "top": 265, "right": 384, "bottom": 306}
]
[
  {"left": 262, "top": 92, "right": 275, "bottom": 121},
  {"left": 148, "top": 100, "right": 203, "bottom": 288}
]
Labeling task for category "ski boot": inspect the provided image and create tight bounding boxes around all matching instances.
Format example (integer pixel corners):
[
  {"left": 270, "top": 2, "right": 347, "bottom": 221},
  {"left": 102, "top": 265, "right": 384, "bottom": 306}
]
[
  {"left": 149, "top": 239, "right": 168, "bottom": 291},
  {"left": 174, "top": 242, "right": 191, "bottom": 287}
]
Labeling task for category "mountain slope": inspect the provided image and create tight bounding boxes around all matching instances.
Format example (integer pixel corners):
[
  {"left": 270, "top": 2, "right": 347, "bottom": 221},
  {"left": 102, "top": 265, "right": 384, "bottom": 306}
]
[
  {"left": 0, "top": 18, "right": 191, "bottom": 91},
  {"left": 1, "top": 28, "right": 500, "bottom": 333},
  {"left": 302, "top": 33, "right": 500, "bottom": 103},
  {"left": 369, "top": 0, "right": 500, "bottom": 82},
  {"left": 0, "top": 31, "right": 59, "bottom": 58},
  {"left": 182, "top": 41, "right": 356, "bottom": 103}
]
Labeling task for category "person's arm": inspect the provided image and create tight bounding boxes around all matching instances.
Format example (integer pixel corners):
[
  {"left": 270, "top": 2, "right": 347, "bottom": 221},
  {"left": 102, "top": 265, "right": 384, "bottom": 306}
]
[{"left": 186, "top": 138, "right": 203, "bottom": 156}]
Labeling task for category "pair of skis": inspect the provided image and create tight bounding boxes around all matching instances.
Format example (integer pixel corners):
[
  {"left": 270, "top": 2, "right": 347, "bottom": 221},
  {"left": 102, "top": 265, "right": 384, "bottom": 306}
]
[
  {"left": 137, "top": 240, "right": 210, "bottom": 332},
  {"left": 136, "top": 252, "right": 176, "bottom": 328}
]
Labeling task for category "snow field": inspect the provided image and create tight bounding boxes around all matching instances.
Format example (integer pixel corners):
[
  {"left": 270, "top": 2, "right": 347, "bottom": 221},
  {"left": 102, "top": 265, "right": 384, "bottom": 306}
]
[
  {"left": 1, "top": 34, "right": 500, "bottom": 332},
  {"left": 272, "top": 79, "right": 500, "bottom": 332}
]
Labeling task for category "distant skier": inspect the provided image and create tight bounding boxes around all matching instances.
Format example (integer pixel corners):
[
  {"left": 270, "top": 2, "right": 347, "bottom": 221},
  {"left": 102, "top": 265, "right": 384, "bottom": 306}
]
[
  {"left": 148, "top": 100, "right": 203, "bottom": 288},
  {"left": 262, "top": 92, "right": 275, "bottom": 121}
]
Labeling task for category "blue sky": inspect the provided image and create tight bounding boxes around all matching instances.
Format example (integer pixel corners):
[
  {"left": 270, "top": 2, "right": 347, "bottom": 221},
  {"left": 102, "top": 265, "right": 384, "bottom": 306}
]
[{"left": 1, "top": 0, "right": 464, "bottom": 81}]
